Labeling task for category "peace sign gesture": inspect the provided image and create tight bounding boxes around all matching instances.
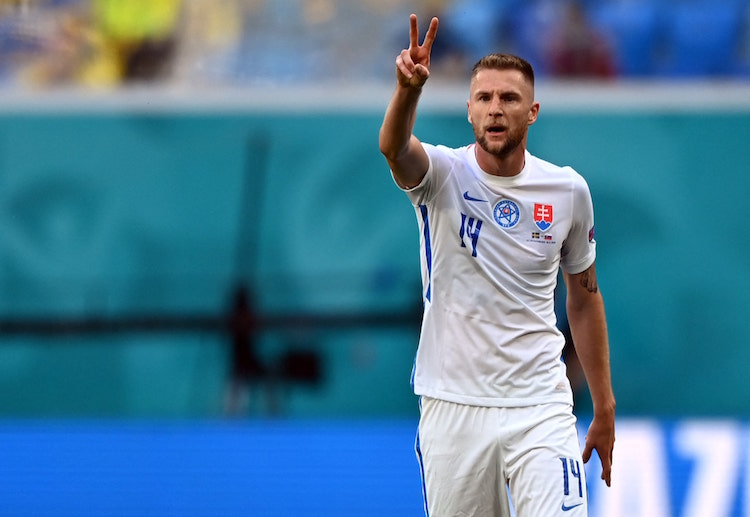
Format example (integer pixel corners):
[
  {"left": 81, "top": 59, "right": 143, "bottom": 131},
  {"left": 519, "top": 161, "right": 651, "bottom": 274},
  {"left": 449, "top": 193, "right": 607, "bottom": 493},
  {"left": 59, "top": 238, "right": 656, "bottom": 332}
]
[{"left": 396, "top": 14, "right": 439, "bottom": 89}]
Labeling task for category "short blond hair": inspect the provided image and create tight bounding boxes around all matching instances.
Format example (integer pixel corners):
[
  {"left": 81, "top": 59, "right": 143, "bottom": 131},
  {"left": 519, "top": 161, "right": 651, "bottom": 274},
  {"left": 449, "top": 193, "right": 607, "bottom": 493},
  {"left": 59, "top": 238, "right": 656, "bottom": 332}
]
[{"left": 471, "top": 54, "right": 535, "bottom": 86}]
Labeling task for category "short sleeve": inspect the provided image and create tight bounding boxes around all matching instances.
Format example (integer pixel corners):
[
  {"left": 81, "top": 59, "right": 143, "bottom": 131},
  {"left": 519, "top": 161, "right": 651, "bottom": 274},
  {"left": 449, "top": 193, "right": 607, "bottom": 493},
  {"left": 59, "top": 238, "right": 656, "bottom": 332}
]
[
  {"left": 560, "top": 172, "right": 596, "bottom": 274},
  {"left": 394, "top": 143, "right": 455, "bottom": 207}
]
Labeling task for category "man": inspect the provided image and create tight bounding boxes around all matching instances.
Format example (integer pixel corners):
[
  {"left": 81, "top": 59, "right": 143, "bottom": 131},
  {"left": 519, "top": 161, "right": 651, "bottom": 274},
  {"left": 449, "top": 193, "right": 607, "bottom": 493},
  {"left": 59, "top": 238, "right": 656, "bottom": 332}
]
[{"left": 379, "top": 14, "right": 615, "bottom": 516}]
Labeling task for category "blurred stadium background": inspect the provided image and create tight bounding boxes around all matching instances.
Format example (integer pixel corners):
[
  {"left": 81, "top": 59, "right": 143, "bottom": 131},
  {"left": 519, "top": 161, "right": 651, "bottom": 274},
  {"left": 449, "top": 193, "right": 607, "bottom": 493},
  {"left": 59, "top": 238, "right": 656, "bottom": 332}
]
[{"left": 0, "top": 0, "right": 749, "bottom": 515}]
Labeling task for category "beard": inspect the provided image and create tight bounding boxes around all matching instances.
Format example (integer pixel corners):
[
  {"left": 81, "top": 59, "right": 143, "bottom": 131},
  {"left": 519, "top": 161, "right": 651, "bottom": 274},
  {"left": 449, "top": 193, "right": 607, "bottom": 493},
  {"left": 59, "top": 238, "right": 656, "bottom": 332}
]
[{"left": 474, "top": 124, "right": 525, "bottom": 159}]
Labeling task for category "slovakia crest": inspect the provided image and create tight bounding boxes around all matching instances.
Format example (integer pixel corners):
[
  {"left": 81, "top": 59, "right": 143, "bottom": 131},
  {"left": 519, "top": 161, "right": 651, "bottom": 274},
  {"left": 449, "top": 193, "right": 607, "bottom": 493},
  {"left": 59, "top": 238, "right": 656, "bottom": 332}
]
[
  {"left": 533, "top": 203, "right": 553, "bottom": 231},
  {"left": 494, "top": 199, "right": 520, "bottom": 228}
]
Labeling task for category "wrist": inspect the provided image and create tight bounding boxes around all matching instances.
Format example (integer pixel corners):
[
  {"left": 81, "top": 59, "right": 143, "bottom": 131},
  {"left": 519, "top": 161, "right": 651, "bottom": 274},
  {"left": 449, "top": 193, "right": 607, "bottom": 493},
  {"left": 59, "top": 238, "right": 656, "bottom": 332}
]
[
  {"left": 396, "top": 80, "right": 424, "bottom": 96},
  {"left": 592, "top": 397, "right": 616, "bottom": 419}
]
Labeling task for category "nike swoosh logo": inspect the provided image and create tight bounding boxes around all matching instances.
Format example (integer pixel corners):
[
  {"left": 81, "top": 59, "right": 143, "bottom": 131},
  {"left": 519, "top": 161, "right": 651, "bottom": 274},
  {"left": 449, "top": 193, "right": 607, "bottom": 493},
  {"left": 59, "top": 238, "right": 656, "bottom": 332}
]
[
  {"left": 561, "top": 502, "right": 584, "bottom": 512},
  {"left": 463, "top": 191, "right": 487, "bottom": 202}
]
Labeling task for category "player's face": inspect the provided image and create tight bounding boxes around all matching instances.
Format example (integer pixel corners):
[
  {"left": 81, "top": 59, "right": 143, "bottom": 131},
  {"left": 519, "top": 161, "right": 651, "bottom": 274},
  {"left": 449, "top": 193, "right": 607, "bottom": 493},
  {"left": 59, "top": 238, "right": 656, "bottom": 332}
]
[{"left": 467, "top": 69, "right": 539, "bottom": 159}]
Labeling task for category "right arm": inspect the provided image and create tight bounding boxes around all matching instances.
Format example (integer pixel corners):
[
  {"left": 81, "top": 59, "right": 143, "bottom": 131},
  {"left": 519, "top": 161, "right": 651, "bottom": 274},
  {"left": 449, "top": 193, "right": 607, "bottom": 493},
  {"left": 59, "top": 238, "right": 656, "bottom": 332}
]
[{"left": 378, "top": 14, "right": 438, "bottom": 189}]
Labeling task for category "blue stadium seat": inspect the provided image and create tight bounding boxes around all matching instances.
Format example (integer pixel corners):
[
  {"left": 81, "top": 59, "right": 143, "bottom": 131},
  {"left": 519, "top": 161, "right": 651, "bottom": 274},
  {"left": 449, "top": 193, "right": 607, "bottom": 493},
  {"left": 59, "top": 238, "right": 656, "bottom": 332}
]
[
  {"left": 590, "top": 1, "right": 662, "bottom": 76},
  {"left": 658, "top": 0, "right": 743, "bottom": 77},
  {"left": 734, "top": 4, "right": 750, "bottom": 76},
  {"left": 508, "top": 0, "right": 569, "bottom": 77},
  {"left": 437, "top": 0, "right": 518, "bottom": 66}
]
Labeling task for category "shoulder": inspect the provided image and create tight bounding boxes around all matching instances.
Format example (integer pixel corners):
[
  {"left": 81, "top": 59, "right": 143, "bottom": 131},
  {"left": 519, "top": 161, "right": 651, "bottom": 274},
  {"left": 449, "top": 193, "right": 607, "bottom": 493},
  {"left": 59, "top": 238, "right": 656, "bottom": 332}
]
[
  {"left": 423, "top": 142, "right": 473, "bottom": 162},
  {"left": 527, "top": 152, "right": 590, "bottom": 192},
  {"left": 420, "top": 143, "right": 476, "bottom": 182},
  {"left": 527, "top": 152, "right": 577, "bottom": 177}
]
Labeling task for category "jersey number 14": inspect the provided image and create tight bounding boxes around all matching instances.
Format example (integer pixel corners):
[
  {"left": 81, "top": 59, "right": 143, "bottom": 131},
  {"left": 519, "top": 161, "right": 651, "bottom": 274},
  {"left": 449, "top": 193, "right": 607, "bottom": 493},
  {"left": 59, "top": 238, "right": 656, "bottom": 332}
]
[{"left": 459, "top": 213, "right": 483, "bottom": 257}]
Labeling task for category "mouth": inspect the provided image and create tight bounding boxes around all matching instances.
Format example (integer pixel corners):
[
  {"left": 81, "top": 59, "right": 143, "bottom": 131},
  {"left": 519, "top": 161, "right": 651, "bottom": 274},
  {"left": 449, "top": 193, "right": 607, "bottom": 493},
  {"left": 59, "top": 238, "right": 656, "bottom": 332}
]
[{"left": 486, "top": 125, "right": 507, "bottom": 136}]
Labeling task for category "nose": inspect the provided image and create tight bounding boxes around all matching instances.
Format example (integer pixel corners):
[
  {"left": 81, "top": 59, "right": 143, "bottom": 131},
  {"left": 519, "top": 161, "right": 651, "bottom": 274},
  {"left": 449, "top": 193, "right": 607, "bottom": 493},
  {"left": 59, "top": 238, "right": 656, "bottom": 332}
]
[{"left": 488, "top": 95, "right": 503, "bottom": 115}]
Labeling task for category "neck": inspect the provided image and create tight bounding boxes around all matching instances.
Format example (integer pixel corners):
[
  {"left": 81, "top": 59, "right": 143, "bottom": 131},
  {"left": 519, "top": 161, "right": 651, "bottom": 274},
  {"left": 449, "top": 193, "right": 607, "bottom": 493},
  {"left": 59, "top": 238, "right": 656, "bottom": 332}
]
[{"left": 475, "top": 145, "right": 526, "bottom": 177}]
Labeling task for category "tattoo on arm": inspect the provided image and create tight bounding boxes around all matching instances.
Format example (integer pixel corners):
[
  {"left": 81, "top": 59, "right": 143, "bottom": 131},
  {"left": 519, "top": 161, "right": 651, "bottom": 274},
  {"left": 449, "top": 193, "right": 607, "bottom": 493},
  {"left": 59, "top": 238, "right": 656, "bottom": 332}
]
[{"left": 580, "top": 268, "right": 598, "bottom": 293}]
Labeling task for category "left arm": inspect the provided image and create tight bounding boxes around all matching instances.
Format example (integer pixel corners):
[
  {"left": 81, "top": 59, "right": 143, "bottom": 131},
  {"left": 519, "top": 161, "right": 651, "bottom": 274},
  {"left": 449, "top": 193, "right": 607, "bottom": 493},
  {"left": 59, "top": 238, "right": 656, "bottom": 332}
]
[{"left": 563, "top": 261, "right": 615, "bottom": 486}]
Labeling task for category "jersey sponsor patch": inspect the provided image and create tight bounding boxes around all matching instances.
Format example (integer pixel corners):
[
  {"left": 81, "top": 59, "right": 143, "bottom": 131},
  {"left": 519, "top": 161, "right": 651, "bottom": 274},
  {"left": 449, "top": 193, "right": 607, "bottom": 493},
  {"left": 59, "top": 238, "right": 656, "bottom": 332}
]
[
  {"left": 493, "top": 199, "right": 520, "bottom": 228},
  {"left": 588, "top": 226, "right": 595, "bottom": 242},
  {"left": 533, "top": 203, "right": 553, "bottom": 231}
]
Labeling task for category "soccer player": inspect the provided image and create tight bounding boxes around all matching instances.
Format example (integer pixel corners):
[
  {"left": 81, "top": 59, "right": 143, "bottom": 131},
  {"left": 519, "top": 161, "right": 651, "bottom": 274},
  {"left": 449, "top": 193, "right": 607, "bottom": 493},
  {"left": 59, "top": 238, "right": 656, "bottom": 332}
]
[{"left": 379, "top": 14, "right": 615, "bottom": 516}]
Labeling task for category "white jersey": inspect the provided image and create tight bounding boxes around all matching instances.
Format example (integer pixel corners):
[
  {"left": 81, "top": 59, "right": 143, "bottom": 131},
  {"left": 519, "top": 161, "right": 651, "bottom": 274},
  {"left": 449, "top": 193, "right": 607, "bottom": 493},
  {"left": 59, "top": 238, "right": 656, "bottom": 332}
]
[{"left": 399, "top": 143, "right": 596, "bottom": 407}]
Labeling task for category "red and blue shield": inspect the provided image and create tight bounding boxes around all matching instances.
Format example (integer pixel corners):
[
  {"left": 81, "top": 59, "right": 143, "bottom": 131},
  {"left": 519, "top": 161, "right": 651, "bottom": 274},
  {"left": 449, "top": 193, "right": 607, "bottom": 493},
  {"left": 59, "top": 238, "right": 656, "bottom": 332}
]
[{"left": 533, "top": 203, "right": 553, "bottom": 231}]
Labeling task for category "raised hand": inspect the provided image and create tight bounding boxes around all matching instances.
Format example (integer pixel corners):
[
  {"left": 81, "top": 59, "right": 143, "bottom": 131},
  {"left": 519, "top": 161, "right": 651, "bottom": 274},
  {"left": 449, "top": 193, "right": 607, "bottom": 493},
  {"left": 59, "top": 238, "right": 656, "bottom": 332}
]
[{"left": 396, "top": 14, "right": 439, "bottom": 89}]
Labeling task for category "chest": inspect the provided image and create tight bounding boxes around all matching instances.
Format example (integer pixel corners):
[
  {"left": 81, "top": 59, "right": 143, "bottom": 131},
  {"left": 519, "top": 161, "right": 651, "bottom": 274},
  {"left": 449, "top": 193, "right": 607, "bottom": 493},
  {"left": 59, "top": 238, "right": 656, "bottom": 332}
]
[{"left": 435, "top": 178, "right": 573, "bottom": 274}]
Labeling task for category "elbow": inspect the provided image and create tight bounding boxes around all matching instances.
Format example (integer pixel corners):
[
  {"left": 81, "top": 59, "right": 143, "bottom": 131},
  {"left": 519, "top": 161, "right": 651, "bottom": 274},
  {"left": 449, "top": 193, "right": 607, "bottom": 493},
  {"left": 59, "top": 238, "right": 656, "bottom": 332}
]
[
  {"left": 567, "top": 294, "right": 604, "bottom": 319},
  {"left": 378, "top": 131, "right": 402, "bottom": 163},
  {"left": 378, "top": 140, "right": 392, "bottom": 162}
]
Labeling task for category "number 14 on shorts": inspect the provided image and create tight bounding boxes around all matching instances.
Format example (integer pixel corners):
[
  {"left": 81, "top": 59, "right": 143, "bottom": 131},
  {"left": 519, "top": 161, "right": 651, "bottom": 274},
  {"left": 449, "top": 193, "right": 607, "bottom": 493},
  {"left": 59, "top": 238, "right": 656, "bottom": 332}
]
[{"left": 560, "top": 457, "right": 584, "bottom": 511}]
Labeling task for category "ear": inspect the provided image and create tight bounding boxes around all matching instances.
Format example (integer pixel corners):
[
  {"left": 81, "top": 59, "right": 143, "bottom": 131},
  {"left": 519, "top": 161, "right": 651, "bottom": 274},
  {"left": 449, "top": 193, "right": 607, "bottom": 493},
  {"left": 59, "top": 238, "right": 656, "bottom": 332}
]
[
  {"left": 528, "top": 101, "right": 540, "bottom": 125},
  {"left": 467, "top": 99, "right": 472, "bottom": 125}
]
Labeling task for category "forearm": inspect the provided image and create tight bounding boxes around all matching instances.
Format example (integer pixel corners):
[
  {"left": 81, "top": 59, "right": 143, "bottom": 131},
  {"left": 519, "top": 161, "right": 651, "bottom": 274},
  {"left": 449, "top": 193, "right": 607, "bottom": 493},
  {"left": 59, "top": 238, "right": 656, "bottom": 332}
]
[
  {"left": 567, "top": 292, "right": 615, "bottom": 416},
  {"left": 379, "top": 84, "right": 429, "bottom": 188},
  {"left": 379, "top": 84, "right": 422, "bottom": 161}
]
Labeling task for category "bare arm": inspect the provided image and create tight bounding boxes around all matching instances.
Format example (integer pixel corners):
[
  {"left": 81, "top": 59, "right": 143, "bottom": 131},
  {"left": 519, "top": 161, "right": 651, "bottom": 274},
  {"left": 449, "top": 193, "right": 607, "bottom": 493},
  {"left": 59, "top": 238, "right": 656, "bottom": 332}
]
[
  {"left": 563, "top": 262, "right": 616, "bottom": 486},
  {"left": 378, "top": 14, "right": 438, "bottom": 189}
]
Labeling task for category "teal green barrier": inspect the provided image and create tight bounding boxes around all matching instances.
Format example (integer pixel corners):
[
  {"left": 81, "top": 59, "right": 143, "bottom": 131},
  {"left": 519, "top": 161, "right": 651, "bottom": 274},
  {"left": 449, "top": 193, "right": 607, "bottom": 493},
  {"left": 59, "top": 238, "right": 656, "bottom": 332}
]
[{"left": 0, "top": 111, "right": 747, "bottom": 417}]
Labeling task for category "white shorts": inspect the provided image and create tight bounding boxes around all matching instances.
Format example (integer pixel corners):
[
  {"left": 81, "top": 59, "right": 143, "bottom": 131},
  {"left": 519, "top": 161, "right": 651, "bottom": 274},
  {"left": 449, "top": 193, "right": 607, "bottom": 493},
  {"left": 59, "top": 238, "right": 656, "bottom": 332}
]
[{"left": 416, "top": 397, "right": 587, "bottom": 516}]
